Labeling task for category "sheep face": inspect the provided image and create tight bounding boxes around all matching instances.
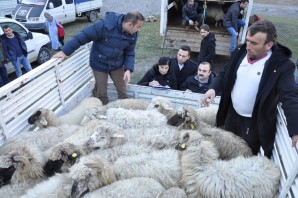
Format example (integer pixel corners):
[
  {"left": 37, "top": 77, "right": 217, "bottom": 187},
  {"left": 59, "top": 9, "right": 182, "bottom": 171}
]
[
  {"left": 28, "top": 108, "right": 56, "bottom": 128},
  {"left": 86, "top": 131, "right": 125, "bottom": 150},
  {"left": 70, "top": 155, "right": 116, "bottom": 198},
  {"left": 168, "top": 107, "right": 200, "bottom": 130},
  {"left": 147, "top": 96, "right": 173, "bottom": 112},
  {"left": 0, "top": 166, "right": 16, "bottom": 187}
]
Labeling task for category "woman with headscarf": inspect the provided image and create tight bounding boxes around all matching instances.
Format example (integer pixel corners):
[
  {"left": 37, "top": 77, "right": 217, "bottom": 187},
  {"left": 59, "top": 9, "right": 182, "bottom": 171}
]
[{"left": 44, "top": 12, "right": 63, "bottom": 51}]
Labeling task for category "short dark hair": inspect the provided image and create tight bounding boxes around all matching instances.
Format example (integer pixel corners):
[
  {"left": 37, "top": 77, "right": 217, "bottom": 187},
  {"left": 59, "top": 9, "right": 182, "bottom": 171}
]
[
  {"left": 2, "top": 25, "right": 11, "bottom": 30},
  {"left": 180, "top": 45, "right": 191, "bottom": 54},
  {"left": 248, "top": 20, "right": 277, "bottom": 44},
  {"left": 199, "top": 61, "right": 211, "bottom": 71},
  {"left": 123, "top": 11, "right": 145, "bottom": 25},
  {"left": 158, "top": 56, "right": 171, "bottom": 66},
  {"left": 200, "top": 24, "right": 209, "bottom": 32},
  {"left": 240, "top": 0, "right": 249, "bottom": 3}
]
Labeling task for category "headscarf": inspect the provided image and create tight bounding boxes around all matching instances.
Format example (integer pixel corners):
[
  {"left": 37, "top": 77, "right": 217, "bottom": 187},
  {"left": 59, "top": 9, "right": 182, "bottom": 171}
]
[{"left": 44, "top": 12, "right": 53, "bottom": 22}]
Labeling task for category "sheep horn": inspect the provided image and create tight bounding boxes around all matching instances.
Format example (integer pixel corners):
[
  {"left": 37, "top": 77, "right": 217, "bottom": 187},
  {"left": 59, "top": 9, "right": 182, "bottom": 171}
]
[{"left": 13, "top": 156, "right": 31, "bottom": 169}]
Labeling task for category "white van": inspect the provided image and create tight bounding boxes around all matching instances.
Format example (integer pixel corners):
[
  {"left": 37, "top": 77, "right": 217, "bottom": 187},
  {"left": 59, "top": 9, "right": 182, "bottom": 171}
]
[
  {"left": 11, "top": 0, "right": 102, "bottom": 32},
  {"left": 0, "top": 17, "right": 51, "bottom": 74}
]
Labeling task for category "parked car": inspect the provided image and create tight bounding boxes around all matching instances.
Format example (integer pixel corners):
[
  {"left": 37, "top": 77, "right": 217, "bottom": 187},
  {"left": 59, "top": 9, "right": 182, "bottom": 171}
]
[{"left": 0, "top": 17, "right": 51, "bottom": 74}]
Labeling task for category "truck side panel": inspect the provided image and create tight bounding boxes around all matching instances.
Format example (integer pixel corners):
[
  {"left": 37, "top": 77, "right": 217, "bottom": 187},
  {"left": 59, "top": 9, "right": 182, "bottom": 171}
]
[{"left": 75, "top": 0, "right": 102, "bottom": 14}]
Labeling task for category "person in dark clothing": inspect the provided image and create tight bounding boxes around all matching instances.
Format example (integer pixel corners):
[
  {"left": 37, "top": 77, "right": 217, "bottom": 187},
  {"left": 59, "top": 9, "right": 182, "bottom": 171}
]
[
  {"left": 180, "top": 61, "right": 213, "bottom": 94},
  {"left": 197, "top": 24, "right": 216, "bottom": 68},
  {"left": 201, "top": 20, "right": 298, "bottom": 158},
  {"left": 137, "top": 57, "right": 177, "bottom": 89},
  {"left": 1, "top": 25, "right": 32, "bottom": 77},
  {"left": 0, "top": 38, "right": 9, "bottom": 87},
  {"left": 53, "top": 11, "right": 144, "bottom": 105},
  {"left": 223, "top": 0, "right": 249, "bottom": 52},
  {"left": 182, "top": 0, "right": 202, "bottom": 31},
  {"left": 295, "top": 58, "right": 298, "bottom": 87},
  {"left": 170, "top": 45, "right": 198, "bottom": 90}
]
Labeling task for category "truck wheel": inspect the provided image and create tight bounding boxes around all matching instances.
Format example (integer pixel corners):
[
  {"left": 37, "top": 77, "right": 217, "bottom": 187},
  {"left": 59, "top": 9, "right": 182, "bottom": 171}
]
[
  {"left": 87, "top": 10, "right": 97, "bottom": 22},
  {"left": 37, "top": 47, "right": 51, "bottom": 64}
]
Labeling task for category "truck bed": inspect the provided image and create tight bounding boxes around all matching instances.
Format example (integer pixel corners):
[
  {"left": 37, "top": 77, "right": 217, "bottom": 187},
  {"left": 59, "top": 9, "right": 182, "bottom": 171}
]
[{"left": 0, "top": 43, "right": 297, "bottom": 197}]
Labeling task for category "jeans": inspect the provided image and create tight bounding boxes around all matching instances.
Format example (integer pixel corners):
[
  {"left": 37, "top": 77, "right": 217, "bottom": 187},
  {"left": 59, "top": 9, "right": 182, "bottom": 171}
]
[
  {"left": 182, "top": 14, "right": 202, "bottom": 26},
  {"left": 295, "top": 68, "right": 298, "bottom": 87},
  {"left": 93, "top": 67, "right": 128, "bottom": 105},
  {"left": 226, "top": 19, "right": 246, "bottom": 52},
  {"left": 11, "top": 55, "right": 32, "bottom": 77},
  {"left": 0, "top": 63, "right": 9, "bottom": 87}
]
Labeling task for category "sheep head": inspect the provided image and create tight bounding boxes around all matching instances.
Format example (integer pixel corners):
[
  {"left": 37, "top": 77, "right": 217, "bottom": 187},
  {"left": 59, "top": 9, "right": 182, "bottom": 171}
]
[
  {"left": 70, "top": 155, "right": 116, "bottom": 198},
  {"left": 147, "top": 96, "right": 176, "bottom": 119},
  {"left": 175, "top": 130, "right": 219, "bottom": 164},
  {"left": 44, "top": 142, "right": 83, "bottom": 176},
  {"left": 0, "top": 155, "right": 16, "bottom": 187},
  {"left": 168, "top": 107, "right": 200, "bottom": 130},
  {"left": 86, "top": 130, "right": 126, "bottom": 150},
  {"left": 28, "top": 108, "right": 59, "bottom": 128}
]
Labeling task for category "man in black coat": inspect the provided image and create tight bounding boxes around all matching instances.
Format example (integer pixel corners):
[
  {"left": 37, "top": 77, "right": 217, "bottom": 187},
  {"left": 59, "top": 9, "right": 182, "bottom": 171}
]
[
  {"left": 197, "top": 24, "right": 216, "bottom": 68},
  {"left": 223, "top": 0, "right": 249, "bottom": 53},
  {"left": 180, "top": 61, "right": 214, "bottom": 94},
  {"left": 201, "top": 20, "right": 298, "bottom": 158},
  {"left": 170, "top": 45, "right": 198, "bottom": 90}
]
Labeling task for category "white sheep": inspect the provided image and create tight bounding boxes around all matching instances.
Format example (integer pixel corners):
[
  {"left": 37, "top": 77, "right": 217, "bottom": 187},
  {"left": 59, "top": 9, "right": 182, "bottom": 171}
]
[
  {"left": 81, "top": 98, "right": 150, "bottom": 124},
  {"left": 156, "top": 187, "right": 187, "bottom": 198},
  {"left": 0, "top": 125, "right": 81, "bottom": 154},
  {"left": 28, "top": 97, "right": 102, "bottom": 128},
  {"left": 206, "top": 4, "right": 225, "bottom": 27},
  {"left": 177, "top": 131, "right": 281, "bottom": 198},
  {"left": 0, "top": 144, "right": 46, "bottom": 185}
]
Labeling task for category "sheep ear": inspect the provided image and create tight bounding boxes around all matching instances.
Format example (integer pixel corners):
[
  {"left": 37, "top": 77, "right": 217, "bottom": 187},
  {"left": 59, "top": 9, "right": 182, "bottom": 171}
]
[
  {"left": 182, "top": 132, "right": 190, "bottom": 142},
  {"left": 85, "top": 163, "right": 101, "bottom": 171},
  {"left": 39, "top": 117, "right": 48, "bottom": 126}
]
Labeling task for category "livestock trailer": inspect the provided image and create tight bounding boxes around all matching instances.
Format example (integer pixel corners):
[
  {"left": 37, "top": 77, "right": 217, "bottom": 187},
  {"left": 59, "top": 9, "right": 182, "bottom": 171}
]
[{"left": 0, "top": 43, "right": 297, "bottom": 197}]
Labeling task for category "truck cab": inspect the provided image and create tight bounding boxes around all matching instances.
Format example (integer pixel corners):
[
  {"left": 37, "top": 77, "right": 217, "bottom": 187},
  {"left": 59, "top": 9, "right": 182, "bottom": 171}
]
[
  {"left": 0, "top": 17, "right": 51, "bottom": 74},
  {"left": 11, "top": 0, "right": 102, "bottom": 31},
  {"left": 160, "top": 0, "right": 253, "bottom": 56}
]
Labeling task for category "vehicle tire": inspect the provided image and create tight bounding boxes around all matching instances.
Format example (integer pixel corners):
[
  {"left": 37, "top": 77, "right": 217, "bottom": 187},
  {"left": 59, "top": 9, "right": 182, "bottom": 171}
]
[
  {"left": 87, "top": 10, "right": 97, "bottom": 22},
  {"left": 37, "top": 46, "right": 51, "bottom": 64}
]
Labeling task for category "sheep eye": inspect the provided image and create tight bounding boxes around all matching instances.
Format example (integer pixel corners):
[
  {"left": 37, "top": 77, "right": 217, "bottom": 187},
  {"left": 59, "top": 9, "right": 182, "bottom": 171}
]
[{"left": 154, "top": 104, "right": 159, "bottom": 108}]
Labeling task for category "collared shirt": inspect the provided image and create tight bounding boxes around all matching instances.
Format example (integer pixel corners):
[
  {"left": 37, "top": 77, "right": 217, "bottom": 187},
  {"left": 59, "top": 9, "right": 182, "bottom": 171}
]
[{"left": 178, "top": 63, "right": 184, "bottom": 70}]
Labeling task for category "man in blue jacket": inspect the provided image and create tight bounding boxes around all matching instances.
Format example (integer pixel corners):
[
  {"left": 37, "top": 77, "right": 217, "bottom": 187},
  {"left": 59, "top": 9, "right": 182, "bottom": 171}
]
[
  {"left": 182, "top": 0, "right": 202, "bottom": 31},
  {"left": 223, "top": 0, "right": 249, "bottom": 53},
  {"left": 53, "top": 11, "right": 144, "bottom": 105}
]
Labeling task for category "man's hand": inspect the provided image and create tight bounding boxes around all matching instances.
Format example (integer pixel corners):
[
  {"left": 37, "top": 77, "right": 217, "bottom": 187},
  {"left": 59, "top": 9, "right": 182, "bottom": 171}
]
[
  {"left": 52, "top": 51, "right": 67, "bottom": 61},
  {"left": 200, "top": 89, "right": 216, "bottom": 107},
  {"left": 189, "top": 20, "right": 194, "bottom": 25},
  {"left": 123, "top": 70, "right": 131, "bottom": 84},
  {"left": 292, "top": 135, "right": 298, "bottom": 147}
]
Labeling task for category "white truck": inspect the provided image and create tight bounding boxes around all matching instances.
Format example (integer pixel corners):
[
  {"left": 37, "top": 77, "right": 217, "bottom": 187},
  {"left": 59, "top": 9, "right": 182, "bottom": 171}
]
[
  {"left": 11, "top": 0, "right": 102, "bottom": 32},
  {"left": 0, "top": 17, "right": 51, "bottom": 74},
  {"left": 160, "top": 0, "right": 253, "bottom": 56},
  {"left": 0, "top": 0, "right": 18, "bottom": 18},
  {"left": 0, "top": 43, "right": 297, "bottom": 197}
]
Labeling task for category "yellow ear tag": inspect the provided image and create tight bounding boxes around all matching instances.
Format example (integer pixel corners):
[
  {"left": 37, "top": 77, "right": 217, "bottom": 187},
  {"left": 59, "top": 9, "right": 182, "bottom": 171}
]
[
  {"left": 71, "top": 153, "right": 77, "bottom": 158},
  {"left": 191, "top": 124, "right": 196, "bottom": 130},
  {"left": 180, "top": 143, "right": 186, "bottom": 149}
]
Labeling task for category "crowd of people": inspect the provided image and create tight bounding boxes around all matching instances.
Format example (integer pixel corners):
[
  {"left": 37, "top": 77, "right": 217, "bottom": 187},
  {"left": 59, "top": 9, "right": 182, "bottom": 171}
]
[{"left": 1, "top": 0, "right": 298, "bottom": 158}]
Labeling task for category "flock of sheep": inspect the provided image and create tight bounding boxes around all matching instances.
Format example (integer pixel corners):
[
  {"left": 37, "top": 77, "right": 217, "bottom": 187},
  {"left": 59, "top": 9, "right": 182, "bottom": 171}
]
[{"left": 0, "top": 96, "right": 281, "bottom": 198}]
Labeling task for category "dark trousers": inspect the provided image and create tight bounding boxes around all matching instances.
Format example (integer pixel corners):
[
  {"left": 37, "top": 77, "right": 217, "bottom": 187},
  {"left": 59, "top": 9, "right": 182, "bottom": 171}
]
[
  {"left": 182, "top": 14, "right": 202, "bottom": 26},
  {"left": 0, "top": 63, "right": 9, "bottom": 87},
  {"left": 93, "top": 67, "right": 128, "bottom": 105},
  {"left": 59, "top": 36, "right": 64, "bottom": 46},
  {"left": 224, "top": 105, "right": 261, "bottom": 155}
]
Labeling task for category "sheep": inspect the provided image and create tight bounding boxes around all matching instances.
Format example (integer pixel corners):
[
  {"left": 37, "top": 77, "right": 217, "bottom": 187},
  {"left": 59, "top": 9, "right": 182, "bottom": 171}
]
[
  {"left": 43, "top": 120, "right": 125, "bottom": 176},
  {"left": 206, "top": 4, "right": 225, "bottom": 27},
  {"left": 156, "top": 187, "right": 187, "bottom": 198},
  {"left": 82, "top": 177, "right": 165, "bottom": 198},
  {"left": 28, "top": 97, "right": 102, "bottom": 129},
  {"left": 81, "top": 98, "right": 150, "bottom": 124},
  {"left": 176, "top": 131, "right": 281, "bottom": 198},
  {"left": 0, "top": 144, "right": 46, "bottom": 186},
  {"left": 0, "top": 125, "right": 81, "bottom": 154},
  {"left": 148, "top": 96, "right": 252, "bottom": 159}
]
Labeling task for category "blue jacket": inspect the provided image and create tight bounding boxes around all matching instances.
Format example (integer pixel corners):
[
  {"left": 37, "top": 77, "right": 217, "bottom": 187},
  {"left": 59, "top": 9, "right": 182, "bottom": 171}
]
[
  {"left": 180, "top": 73, "right": 213, "bottom": 94},
  {"left": 1, "top": 31, "right": 28, "bottom": 61},
  {"left": 182, "top": 1, "right": 200, "bottom": 22},
  {"left": 62, "top": 12, "right": 138, "bottom": 73}
]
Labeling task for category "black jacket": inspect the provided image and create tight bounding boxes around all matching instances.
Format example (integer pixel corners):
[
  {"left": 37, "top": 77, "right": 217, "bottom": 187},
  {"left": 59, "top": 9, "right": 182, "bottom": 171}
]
[
  {"left": 137, "top": 64, "right": 177, "bottom": 89},
  {"left": 170, "top": 58, "right": 198, "bottom": 90},
  {"left": 180, "top": 73, "right": 213, "bottom": 94},
  {"left": 223, "top": 2, "right": 241, "bottom": 31},
  {"left": 212, "top": 43, "right": 298, "bottom": 157},
  {"left": 198, "top": 32, "right": 216, "bottom": 67}
]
